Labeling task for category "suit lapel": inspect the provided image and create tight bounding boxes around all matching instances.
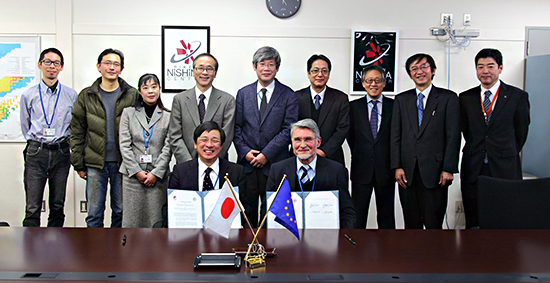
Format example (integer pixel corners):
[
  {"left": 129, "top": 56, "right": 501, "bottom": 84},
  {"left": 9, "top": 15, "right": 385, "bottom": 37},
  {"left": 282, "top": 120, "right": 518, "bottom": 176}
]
[
  {"left": 468, "top": 86, "right": 487, "bottom": 127},
  {"left": 377, "top": 96, "right": 392, "bottom": 142},
  {"left": 358, "top": 97, "right": 375, "bottom": 142},
  {"left": 261, "top": 81, "right": 282, "bottom": 126},
  {"left": 317, "top": 87, "right": 332, "bottom": 127},
  {"left": 419, "top": 87, "right": 440, "bottom": 136},
  {"left": 286, "top": 159, "right": 298, "bottom": 190},
  {"left": 148, "top": 106, "right": 163, "bottom": 127},
  {"left": 405, "top": 90, "right": 419, "bottom": 138},
  {"left": 184, "top": 89, "right": 200, "bottom": 126},
  {"left": 218, "top": 158, "right": 230, "bottom": 189},
  {"left": 189, "top": 159, "right": 200, "bottom": 191},
  {"left": 135, "top": 108, "right": 150, "bottom": 133},
  {"left": 205, "top": 87, "right": 221, "bottom": 121},
  {"left": 487, "top": 81, "right": 509, "bottom": 127},
  {"left": 298, "top": 89, "right": 312, "bottom": 119},
  {"left": 313, "top": 157, "right": 327, "bottom": 191}
]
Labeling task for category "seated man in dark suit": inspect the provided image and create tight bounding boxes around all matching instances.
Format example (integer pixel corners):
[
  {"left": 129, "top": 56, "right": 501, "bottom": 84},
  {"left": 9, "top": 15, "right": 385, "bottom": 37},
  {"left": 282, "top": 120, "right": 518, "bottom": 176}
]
[
  {"left": 266, "top": 118, "right": 356, "bottom": 229},
  {"left": 169, "top": 121, "right": 246, "bottom": 192}
]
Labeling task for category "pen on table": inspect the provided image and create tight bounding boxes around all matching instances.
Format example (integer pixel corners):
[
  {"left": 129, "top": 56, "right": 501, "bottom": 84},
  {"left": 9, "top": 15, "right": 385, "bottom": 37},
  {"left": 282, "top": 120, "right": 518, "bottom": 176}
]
[
  {"left": 122, "top": 234, "right": 127, "bottom": 246},
  {"left": 344, "top": 234, "right": 356, "bottom": 246}
]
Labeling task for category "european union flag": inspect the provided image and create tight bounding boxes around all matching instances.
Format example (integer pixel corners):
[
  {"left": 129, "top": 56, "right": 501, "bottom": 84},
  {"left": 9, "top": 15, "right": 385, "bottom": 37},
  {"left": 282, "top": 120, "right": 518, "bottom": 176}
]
[{"left": 269, "top": 179, "right": 300, "bottom": 240}]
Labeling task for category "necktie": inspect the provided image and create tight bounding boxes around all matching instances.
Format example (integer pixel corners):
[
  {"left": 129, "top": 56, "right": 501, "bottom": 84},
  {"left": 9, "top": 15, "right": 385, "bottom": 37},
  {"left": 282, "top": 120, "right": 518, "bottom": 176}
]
[
  {"left": 417, "top": 93, "right": 425, "bottom": 127},
  {"left": 259, "top": 88, "right": 268, "bottom": 118},
  {"left": 483, "top": 90, "right": 492, "bottom": 124},
  {"left": 300, "top": 166, "right": 310, "bottom": 184},
  {"left": 198, "top": 94, "right": 206, "bottom": 123},
  {"left": 370, "top": 100, "right": 379, "bottom": 139},
  {"left": 202, "top": 167, "right": 214, "bottom": 191},
  {"left": 314, "top": 94, "right": 321, "bottom": 110}
]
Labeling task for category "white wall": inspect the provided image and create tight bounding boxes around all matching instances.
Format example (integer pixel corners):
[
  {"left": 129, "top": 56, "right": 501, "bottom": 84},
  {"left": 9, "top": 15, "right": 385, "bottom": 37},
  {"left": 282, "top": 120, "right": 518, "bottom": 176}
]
[{"left": 1, "top": 0, "right": 548, "bottom": 228}]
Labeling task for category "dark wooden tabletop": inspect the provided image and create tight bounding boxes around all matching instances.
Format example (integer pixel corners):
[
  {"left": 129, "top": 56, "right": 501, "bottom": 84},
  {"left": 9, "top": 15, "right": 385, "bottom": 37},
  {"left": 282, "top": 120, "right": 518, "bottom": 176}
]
[{"left": 1, "top": 228, "right": 550, "bottom": 282}]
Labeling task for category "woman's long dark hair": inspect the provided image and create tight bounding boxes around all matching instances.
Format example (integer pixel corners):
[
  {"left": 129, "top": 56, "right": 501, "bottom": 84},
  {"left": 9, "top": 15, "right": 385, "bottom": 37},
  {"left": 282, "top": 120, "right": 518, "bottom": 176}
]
[{"left": 135, "top": 73, "right": 170, "bottom": 112}]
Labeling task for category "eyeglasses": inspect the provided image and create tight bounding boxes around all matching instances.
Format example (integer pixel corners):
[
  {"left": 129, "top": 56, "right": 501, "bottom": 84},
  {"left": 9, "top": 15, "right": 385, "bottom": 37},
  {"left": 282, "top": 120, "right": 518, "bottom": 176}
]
[
  {"left": 364, "top": 78, "right": 384, "bottom": 84},
  {"left": 310, "top": 68, "right": 329, "bottom": 76},
  {"left": 194, "top": 66, "right": 215, "bottom": 73},
  {"left": 102, "top": 60, "right": 121, "bottom": 68},
  {"left": 40, "top": 59, "right": 62, "bottom": 67},
  {"left": 198, "top": 137, "right": 221, "bottom": 145},
  {"left": 257, "top": 62, "right": 277, "bottom": 69},
  {"left": 410, "top": 63, "right": 430, "bottom": 73}
]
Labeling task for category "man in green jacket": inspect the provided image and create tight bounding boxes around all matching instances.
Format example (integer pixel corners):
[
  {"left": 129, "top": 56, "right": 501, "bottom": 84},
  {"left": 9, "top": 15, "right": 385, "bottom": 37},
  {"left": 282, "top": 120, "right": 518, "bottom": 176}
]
[{"left": 70, "top": 48, "right": 138, "bottom": 228}]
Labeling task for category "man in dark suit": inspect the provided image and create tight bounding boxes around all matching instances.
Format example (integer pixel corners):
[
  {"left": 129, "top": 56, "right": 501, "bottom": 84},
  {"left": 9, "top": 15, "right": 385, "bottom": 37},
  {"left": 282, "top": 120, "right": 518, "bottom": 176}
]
[
  {"left": 169, "top": 53, "right": 235, "bottom": 164},
  {"left": 266, "top": 119, "right": 356, "bottom": 229},
  {"left": 234, "top": 46, "right": 299, "bottom": 227},
  {"left": 348, "top": 65, "right": 395, "bottom": 229},
  {"left": 459, "top": 48, "right": 530, "bottom": 229},
  {"left": 169, "top": 121, "right": 246, "bottom": 192},
  {"left": 295, "top": 54, "right": 349, "bottom": 165},
  {"left": 391, "top": 53, "right": 460, "bottom": 229}
]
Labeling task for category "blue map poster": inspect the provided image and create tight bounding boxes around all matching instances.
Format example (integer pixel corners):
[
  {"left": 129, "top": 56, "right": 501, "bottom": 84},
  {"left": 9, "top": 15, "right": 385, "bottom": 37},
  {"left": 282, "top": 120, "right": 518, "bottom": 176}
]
[{"left": 0, "top": 36, "right": 40, "bottom": 141}]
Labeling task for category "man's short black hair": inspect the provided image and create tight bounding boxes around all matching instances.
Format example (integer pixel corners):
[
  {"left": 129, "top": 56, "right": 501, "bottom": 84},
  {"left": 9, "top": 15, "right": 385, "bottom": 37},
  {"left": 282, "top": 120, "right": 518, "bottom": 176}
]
[
  {"left": 193, "top": 53, "right": 219, "bottom": 71},
  {"left": 475, "top": 48, "right": 503, "bottom": 67},
  {"left": 97, "top": 48, "right": 125, "bottom": 70},
  {"left": 39, "top": 47, "right": 64, "bottom": 66},
  {"left": 193, "top": 121, "right": 226, "bottom": 144},
  {"left": 307, "top": 54, "right": 332, "bottom": 72},
  {"left": 405, "top": 53, "right": 436, "bottom": 78}
]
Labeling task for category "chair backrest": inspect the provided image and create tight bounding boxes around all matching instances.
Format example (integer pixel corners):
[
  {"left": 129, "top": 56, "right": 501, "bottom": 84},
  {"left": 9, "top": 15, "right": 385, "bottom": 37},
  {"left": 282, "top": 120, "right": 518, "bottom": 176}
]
[
  {"left": 478, "top": 176, "right": 550, "bottom": 229},
  {"left": 0, "top": 222, "right": 9, "bottom": 227}
]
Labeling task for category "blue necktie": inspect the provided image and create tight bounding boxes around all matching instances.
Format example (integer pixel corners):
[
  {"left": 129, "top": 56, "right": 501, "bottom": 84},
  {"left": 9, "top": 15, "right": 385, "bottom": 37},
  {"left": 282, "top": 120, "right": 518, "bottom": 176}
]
[
  {"left": 483, "top": 90, "right": 492, "bottom": 124},
  {"left": 417, "top": 93, "right": 425, "bottom": 127},
  {"left": 300, "top": 166, "right": 310, "bottom": 184},
  {"left": 314, "top": 95, "right": 321, "bottom": 110},
  {"left": 370, "top": 100, "right": 378, "bottom": 139}
]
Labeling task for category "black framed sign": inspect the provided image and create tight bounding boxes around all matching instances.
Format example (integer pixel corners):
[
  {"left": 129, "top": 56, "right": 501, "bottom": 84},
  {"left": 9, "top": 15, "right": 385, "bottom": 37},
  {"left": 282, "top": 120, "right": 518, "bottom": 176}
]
[
  {"left": 161, "top": 26, "right": 210, "bottom": 93},
  {"left": 350, "top": 30, "right": 399, "bottom": 95}
]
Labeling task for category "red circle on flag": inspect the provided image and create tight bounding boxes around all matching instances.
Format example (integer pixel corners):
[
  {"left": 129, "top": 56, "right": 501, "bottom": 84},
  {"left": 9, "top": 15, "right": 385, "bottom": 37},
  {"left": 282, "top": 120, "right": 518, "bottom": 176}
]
[{"left": 221, "top": 198, "right": 235, "bottom": 219}]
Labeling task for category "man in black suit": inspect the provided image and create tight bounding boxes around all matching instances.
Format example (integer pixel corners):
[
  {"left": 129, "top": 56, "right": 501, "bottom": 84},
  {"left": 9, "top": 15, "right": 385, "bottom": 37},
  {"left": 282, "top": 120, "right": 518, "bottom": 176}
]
[
  {"left": 266, "top": 119, "right": 356, "bottom": 229},
  {"left": 348, "top": 65, "right": 395, "bottom": 229},
  {"left": 295, "top": 54, "right": 349, "bottom": 165},
  {"left": 459, "top": 48, "right": 530, "bottom": 229},
  {"left": 391, "top": 53, "right": 460, "bottom": 229},
  {"left": 169, "top": 121, "right": 246, "bottom": 193}
]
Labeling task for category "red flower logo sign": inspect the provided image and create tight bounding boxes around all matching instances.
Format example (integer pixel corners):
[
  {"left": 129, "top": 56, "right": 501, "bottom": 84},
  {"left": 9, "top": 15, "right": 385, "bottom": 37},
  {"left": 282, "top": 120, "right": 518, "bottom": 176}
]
[
  {"left": 170, "top": 40, "right": 202, "bottom": 64},
  {"left": 359, "top": 42, "right": 391, "bottom": 66}
]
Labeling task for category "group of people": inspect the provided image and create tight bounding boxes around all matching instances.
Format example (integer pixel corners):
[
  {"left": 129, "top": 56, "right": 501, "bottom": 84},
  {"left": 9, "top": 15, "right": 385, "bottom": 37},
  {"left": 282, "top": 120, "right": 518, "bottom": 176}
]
[{"left": 20, "top": 45, "right": 529, "bottom": 230}]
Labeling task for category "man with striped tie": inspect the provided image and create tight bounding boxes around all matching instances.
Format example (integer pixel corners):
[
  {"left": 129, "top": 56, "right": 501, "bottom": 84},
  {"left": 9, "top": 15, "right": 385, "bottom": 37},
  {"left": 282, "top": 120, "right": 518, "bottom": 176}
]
[
  {"left": 459, "top": 48, "right": 530, "bottom": 229},
  {"left": 390, "top": 53, "right": 460, "bottom": 229}
]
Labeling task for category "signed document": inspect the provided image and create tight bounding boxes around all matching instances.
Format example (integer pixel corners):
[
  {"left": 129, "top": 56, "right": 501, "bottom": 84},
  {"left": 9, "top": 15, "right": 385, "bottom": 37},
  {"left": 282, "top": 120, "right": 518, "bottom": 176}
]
[
  {"left": 304, "top": 191, "right": 339, "bottom": 229},
  {"left": 266, "top": 192, "right": 303, "bottom": 229},
  {"left": 167, "top": 189, "right": 203, "bottom": 228}
]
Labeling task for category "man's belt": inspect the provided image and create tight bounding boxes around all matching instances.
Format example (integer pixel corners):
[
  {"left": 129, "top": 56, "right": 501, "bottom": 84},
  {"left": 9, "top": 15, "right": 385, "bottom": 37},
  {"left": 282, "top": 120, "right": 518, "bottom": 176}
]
[{"left": 28, "top": 140, "right": 70, "bottom": 150}]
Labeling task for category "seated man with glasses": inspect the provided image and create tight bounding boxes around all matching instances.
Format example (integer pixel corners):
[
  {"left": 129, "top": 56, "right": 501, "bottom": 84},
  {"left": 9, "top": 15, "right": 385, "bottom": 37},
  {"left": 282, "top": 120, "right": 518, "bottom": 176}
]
[
  {"left": 169, "top": 53, "right": 235, "bottom": 164},
  {"left": 295, "top": 54, "right": 349, "bottom": 166},
  {"left": 70, "top": 48, "right": 138, "bottom": 228}
]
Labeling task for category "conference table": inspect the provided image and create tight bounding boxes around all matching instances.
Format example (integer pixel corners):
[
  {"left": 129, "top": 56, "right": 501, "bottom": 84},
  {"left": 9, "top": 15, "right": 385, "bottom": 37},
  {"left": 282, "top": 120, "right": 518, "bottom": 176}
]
[{"left": 1, "top": 227, "right": 550, "bottom": 282}]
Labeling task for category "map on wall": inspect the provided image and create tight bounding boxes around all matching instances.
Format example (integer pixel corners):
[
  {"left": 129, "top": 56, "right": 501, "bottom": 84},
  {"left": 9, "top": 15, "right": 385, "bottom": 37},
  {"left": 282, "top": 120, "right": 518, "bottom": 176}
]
[{"left": 0, "top": 37, "right": 40, "bottom": 142}]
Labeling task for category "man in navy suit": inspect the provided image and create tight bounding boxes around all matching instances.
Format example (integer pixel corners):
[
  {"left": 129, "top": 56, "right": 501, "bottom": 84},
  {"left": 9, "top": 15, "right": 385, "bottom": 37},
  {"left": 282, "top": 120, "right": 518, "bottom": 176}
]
[
  {"left": 459, "top": 48, "right": 530, "bottom": 228},
  {"left": 295, "top": 54, "right": 349, "bottom": 165},
  {"left": 348, "top": 65, "right": 395, "bottom": 229},
  {"left": 391, "top": 53, "right": 460, "bottom": 229},
  {"left": 169, "top": 121, "right": 245, "bottom": 192},
  {"left": 266, "top": 119, "right": 356, "bottom": 229},
  {"left": 234, "top": 46, "right": 299, "bottom": 227}
]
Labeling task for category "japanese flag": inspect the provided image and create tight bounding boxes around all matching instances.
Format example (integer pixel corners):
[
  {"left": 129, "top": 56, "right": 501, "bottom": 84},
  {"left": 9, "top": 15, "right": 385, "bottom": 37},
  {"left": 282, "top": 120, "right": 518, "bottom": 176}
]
[{"left": 203, "top": 180, "right": 243, "bottom": 238}]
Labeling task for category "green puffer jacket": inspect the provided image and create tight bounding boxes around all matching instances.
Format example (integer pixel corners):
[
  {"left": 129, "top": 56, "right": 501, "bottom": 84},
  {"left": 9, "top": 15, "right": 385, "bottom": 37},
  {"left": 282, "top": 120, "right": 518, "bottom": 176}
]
[{"left": 70, "top": 77, "right": 138, "bottom": 171}]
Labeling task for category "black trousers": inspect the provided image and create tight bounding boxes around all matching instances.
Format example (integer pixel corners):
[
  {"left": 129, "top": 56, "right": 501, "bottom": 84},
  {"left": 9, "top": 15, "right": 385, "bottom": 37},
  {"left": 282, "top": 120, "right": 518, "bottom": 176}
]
[
  {"left": 243, "top": 168, "right": 268, "bottom": 228},
  {"left": 352, "top": 176, "right": 396, "bottom": 229},
  {"left": 399, "top": 166, "right": 448, "bottom": 229}
]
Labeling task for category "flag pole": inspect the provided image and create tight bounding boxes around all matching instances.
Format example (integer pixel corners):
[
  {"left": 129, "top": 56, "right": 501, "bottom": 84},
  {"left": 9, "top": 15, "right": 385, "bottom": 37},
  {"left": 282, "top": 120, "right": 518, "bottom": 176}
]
[
  {"left": 244, "top": 174, "right": 287, "bottom": 263},
  {"left": 224, "top": 176, "right": 259, "bottom": 245}
]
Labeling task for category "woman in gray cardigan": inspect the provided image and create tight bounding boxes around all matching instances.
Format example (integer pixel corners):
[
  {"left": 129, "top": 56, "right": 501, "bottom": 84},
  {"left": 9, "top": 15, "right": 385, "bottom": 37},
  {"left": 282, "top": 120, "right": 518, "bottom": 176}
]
[{"left": 119, "top": 74, "right": 172, "bottom": 227}]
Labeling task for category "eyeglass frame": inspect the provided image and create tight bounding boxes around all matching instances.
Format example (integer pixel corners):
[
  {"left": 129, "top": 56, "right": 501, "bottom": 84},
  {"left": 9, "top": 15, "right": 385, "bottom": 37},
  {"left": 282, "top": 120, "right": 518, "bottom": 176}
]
[
  {"left": 101, "top": 60, "right": 122, "bottom": 68},
  {"left": 309, "top": 68, "right": 330, "bottom": 76},
  {"left": 40, "top": 59, "right": 62, "bottom": 67},
  {"left": 409, "top": 63, "right": 431, "bottom": 73},
  {"left": 194, "top": 66, "right": 216, "bottom": 74}
]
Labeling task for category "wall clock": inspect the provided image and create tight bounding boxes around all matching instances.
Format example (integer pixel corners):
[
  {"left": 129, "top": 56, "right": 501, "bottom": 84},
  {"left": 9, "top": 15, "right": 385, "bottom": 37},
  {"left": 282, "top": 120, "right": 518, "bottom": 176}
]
[{"left": 266, "top": 0, "right": 301, "bottom": 18}]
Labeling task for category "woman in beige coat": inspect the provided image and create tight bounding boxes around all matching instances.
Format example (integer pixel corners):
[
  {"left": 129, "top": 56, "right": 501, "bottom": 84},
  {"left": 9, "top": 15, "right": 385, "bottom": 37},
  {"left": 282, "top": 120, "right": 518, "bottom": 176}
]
[{"left": 119, "top": 74, "right": 171, "bottom": 227}]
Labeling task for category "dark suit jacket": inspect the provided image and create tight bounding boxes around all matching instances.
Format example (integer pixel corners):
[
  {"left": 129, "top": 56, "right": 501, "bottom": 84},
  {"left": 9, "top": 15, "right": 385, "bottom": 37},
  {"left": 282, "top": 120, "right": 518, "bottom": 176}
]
[
  {"left": 390, "top": 86, "right": 461, "bottom": 189},
  {"left": 459, "top": 81, "right": 530, "bottom": 183},
  {"left": 234, "top": 79, "right": 298, "bottom": 175},
  {"left": 168, "top": 158, "right": 246, "bottom": 193},
  {"left": 265, "top": 156, "right": 356, "bottom": 229},
  {"left": 295, "top": 86, "right": 350, "bottom": 165},
  {"left": 348, "top": 95, "right": 394, "bottom": 186}
]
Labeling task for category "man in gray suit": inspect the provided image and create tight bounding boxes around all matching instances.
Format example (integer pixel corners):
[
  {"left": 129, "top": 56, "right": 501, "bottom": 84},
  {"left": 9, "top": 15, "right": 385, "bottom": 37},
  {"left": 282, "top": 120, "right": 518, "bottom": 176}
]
[{"left": 169, "top": 53, "right": 235, "bottom": 164}]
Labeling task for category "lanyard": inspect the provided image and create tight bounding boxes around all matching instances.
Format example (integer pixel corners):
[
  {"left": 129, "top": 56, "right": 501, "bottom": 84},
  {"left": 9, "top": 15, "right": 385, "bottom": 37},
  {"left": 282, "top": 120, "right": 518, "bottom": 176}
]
[
  {"left": 297, "top": 167, "right": 316, "bottom": 192},
  {"left": 142, "top": 124, "right": 155, "bottom": 154},
  {"left": 480, "top": 87, "right": 500, "bottom": 121},
  {"left": 257, "top": 90, "right": 269, "bottom": 105},
  {"left": 367, "top": 100, "right": 382, "bottom": 117},
  {"left": 38, "top": 84, "right": 61, "bottom": 128}
]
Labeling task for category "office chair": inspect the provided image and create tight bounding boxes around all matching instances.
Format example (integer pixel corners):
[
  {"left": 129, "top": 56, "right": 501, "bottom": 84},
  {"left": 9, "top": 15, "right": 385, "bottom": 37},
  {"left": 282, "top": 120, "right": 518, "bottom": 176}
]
[
  {"left": 0, "top": 222, "right": 10, "bottom": 227},
  {"left": 477, "top": 176, "right": 550, "bottom": 229}
]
